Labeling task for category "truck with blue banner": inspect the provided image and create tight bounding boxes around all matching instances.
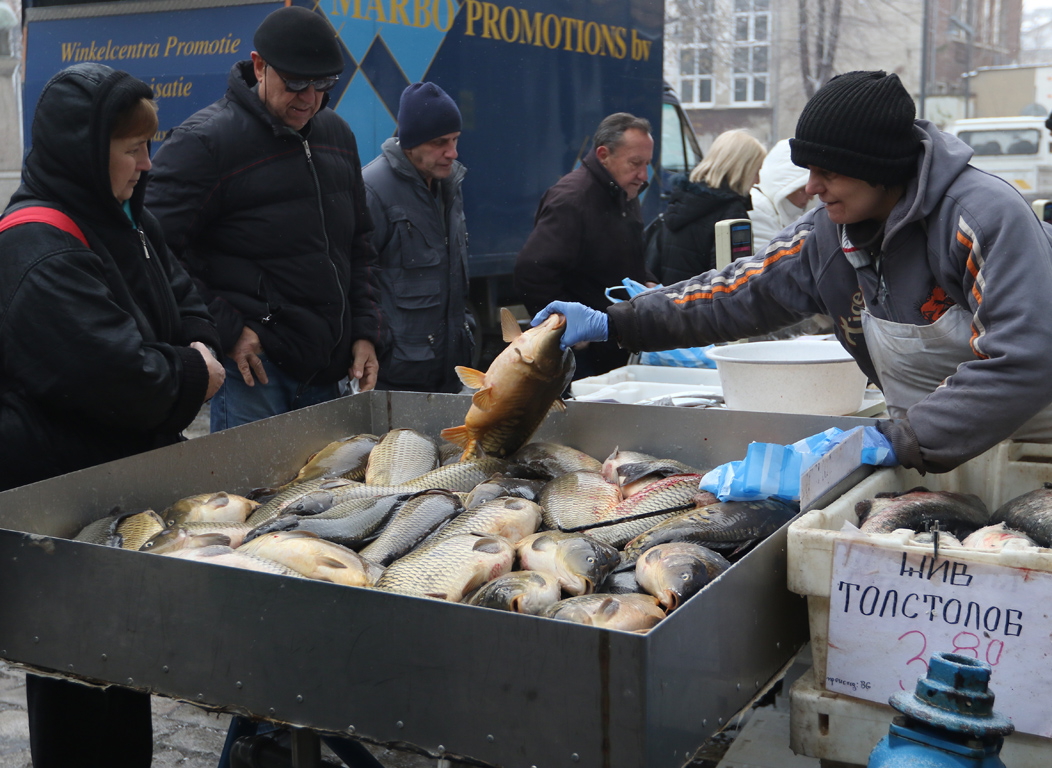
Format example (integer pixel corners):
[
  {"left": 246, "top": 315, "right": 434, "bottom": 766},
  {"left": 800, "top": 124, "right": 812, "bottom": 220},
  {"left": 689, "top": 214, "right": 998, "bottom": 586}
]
[{"left": 21, "top": 0, "right": 701, "bottom": 350}]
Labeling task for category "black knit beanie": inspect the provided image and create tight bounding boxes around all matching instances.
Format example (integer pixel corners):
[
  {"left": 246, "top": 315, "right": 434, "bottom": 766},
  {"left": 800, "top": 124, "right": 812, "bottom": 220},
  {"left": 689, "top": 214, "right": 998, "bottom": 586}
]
[
  {"left": 253, "top": 7, "right": 344, "bottom": 78},
  {"left": 790, "top": 71, "right": 920, "bottom": 186},
  {"left": 397, "top": 82, "right": 462, "bottom": 149}
]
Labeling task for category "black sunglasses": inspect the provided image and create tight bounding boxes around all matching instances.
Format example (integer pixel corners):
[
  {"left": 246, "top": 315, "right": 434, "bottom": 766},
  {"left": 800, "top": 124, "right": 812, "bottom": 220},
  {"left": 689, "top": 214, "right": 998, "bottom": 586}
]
[{"left": 267, "top": 65, "right": 339, "bottom": 93}]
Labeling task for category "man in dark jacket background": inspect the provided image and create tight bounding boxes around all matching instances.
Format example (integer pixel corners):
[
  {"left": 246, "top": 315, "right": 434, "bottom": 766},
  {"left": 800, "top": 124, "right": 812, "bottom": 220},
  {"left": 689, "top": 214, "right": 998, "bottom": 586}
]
[
  {"left": 146, "top": 6, "right": 382, "bottom": 430},
  {"left": 363, "top": 81, "right": 474, "bottom": 393},
  {"left": 514, "top": 112, "right": 657, "bottom": 378}
]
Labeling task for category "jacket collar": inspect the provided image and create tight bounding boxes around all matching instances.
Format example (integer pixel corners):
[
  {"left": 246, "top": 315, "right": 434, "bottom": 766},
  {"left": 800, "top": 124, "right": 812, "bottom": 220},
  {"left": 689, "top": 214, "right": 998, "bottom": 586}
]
[
  {"left": 581, "top": 149, "right": 648, "bottom": 205},
  {"left": 227, "top": 60, "right": 326, "bottom": 140},
  {"left": 380, "top": 136, "right": 467, "bottom": 199}
]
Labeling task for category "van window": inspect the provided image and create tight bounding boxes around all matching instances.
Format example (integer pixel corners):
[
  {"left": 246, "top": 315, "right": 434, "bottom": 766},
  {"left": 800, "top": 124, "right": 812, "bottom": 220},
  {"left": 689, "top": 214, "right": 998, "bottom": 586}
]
[
  {"left": 957, "top": 129, "right": 1040, "bottom": 156},
  {"left": 661, "top": 101, "right": 695, "bottom": 176}
]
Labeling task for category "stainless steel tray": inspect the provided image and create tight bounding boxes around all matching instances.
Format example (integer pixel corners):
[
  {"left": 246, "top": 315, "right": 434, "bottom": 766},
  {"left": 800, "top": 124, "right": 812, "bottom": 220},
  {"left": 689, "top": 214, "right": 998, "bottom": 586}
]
[{"left": 0, "top": 392, "right": 870, "bottom": 767}]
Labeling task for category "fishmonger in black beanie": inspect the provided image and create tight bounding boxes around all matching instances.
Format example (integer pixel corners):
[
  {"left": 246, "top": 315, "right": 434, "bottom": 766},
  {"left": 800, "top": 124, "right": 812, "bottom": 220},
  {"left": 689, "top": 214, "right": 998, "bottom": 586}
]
[{"left": 790, "top": 71, "right": 921, "bottom": 186}]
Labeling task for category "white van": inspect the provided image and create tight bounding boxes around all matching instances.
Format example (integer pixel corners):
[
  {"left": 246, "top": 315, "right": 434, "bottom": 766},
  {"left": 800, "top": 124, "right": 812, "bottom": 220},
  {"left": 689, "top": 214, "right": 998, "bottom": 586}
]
[{"left": 946, "top": 116, "right": 1052, "bottom": 201}]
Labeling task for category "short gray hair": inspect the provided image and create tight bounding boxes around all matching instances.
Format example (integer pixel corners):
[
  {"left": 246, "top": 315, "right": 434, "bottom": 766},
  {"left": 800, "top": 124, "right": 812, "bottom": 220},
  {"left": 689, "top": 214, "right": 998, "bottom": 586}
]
[{"left": 594, "top": 112, "right": 652, "bottom": 152}]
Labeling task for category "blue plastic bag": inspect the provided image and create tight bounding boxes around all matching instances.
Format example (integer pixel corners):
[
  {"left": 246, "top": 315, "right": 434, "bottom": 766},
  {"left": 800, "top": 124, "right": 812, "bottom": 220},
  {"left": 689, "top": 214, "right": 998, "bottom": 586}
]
[
  {"left": 605, "top": 278, "right": 716, "bottom": 369},
  {"left": 699, "top": 427, "right": 893, "bottom": 502}
]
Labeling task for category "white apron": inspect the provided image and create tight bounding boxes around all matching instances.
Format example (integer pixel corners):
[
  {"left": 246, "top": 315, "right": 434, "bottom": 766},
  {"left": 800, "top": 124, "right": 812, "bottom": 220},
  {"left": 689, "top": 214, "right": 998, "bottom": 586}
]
[{"left": 862, "top": 305, "right": 1052, "bottom": 441}]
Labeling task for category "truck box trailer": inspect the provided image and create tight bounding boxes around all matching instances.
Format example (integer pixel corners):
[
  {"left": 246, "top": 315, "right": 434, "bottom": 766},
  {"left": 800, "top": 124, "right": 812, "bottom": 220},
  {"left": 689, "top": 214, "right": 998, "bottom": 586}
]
[{"left": 21, "top": 0, "right": 702, "bottom": 346}]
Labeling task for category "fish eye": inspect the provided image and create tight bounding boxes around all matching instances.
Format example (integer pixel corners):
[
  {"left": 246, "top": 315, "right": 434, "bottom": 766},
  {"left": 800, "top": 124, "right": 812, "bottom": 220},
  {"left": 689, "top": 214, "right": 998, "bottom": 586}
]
[{"left": 587, "top": 556, "right": 595, "bottom": 564}]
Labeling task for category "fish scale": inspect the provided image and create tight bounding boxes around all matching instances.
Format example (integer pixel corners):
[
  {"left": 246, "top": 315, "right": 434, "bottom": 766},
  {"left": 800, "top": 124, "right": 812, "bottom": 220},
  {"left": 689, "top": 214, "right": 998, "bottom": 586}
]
[
  {"left": 579, "top": 475, "right": 705, "bottom": 549},
  {"left": 248, "top": 458, "right": 510, "bottom": 527},
  {"left": 365, "top": 428, "right": 440, "bottom": 485},
  {"left": 374, "top": 533, "right": 516, "bottom": 601},
  {"left": 359, "top": 490, "right": 465, "bottom": 566}
]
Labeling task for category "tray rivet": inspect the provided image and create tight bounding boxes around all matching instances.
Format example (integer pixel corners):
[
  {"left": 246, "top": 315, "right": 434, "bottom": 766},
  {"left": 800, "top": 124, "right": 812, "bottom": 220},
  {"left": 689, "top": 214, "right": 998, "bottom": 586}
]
[
  {"left": 571, "top": 753, "right": 580, "bottom": 762},
  {"left": 67, "top": 664, "right": 74, "bottom": 671},
  {"left": 348, "top": 726, "right": 356, "bottom": 734},
  {"left": 702, "top": 719, "right": 707, "bottom": 726},
  {"left": 736, "top": 683, "right": 741, "bottom": 691},
  {"left": 755, "top": 680, "right": 759, "bottom": 688},
  {"left": 197, "top": 693, "right": 203, "bottom": 700},
  {"left": 296, "top": 695, "right": 303, "bottom": 703},
  {"left": 487, "top": 734, "right": 494, "bottom": 743},
  {"left": 776, "top": 642, "right": 781, "bottom": 649},
  {"left": 162, "top": 666, "right": 169, "bottom": 673},
  {"left": 396, "top": 721, "right": 404, "bottom": 729},
  {"left": 269, "top": 708, "right": 275, "bottom": 715},
  {"left": 32, "top": 637, "right": 38, "bottom": 644},
  {"left": 437, "top": 745, "right": 445, "bottom": 753},
  {"left": 100, "top": 654, "right": 107, "bottom": 661},
  {"left": 127, "top": 678, "right": 133, "bottom": 685},
  {"left": 718, "top": 717, "right": 724, "bottom": 725},
  {"left": 236, "top": 681, "right": 243, "bottom": 689}
]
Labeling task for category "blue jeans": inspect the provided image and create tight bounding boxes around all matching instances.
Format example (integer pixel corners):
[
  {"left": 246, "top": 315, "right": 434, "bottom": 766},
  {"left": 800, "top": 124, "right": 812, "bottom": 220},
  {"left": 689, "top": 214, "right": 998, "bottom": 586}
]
[{"left": 210, "top": 354, "right": 341, "bottom": 432}]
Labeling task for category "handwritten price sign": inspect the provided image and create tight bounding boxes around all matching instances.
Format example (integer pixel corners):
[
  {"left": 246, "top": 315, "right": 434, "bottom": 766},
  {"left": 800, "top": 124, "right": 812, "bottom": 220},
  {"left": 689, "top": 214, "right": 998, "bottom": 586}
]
[{"left": 827, "top": 539, "right": 1052, "bottom": 736}]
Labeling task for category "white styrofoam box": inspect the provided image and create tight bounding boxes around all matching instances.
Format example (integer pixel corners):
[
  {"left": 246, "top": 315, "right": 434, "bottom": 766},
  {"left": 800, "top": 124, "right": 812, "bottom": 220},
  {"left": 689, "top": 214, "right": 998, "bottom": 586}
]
[
  {"left": 787, "top": 439, "right": 1052, "bottom": 696},
  {"left": 789, "top": 666, "right": 1049, "bottom": 767},
  {"left": 571, "top": 365, "right": 723, "bottom": 399},
  {"left": 571, "top": 380, "right": 724, "bottom": 405}
]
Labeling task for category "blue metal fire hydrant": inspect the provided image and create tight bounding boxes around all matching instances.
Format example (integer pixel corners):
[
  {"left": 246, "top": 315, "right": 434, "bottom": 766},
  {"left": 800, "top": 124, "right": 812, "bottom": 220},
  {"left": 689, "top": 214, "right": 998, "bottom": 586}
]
[{"left": 867, "top": 652, "right": 1014, "bottom": 767}]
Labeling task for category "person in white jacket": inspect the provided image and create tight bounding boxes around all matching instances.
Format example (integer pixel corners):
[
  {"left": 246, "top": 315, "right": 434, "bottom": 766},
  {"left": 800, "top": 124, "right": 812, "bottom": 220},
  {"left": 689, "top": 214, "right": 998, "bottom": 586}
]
[{"left": 749, "top": 139, "right": 813, "bottom": 247}]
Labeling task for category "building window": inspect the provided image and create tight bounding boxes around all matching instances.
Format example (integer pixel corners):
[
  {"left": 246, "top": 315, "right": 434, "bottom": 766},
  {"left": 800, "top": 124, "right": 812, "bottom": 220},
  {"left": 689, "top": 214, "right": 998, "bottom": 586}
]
[
  {"left": 732, "top": 0, "right": 769, "bottom": 105},
  {"left": 680, "top": 44, "right": 714, "bottom": 106}
]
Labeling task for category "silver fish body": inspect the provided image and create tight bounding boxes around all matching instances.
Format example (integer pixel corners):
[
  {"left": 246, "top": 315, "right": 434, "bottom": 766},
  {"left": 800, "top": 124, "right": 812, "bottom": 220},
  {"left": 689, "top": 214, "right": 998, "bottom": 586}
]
[
  {"left": 516, "top": 531, "right": 620, "bottom": 595},
  {"left": 856, "top": 487, "right": 989, "bottom": 537},
  {"left": 162, "top": 492, "right": 259, "bottom": 527},
  {"left": 464, "top": 475, "right": 546, "bottom": 509},
  {"left": 359, "top": 490, "right": 465, "bottom": 566},
  {"left": 581, "top": 476, "right": 711, "bottom": 549},
  {"left": 990, "top": 483, "right": 1052, "bottom": 546},
  {"left": 429, "top": 497, "right": 542, "bottom": 546},
  {"left": 162, "top": 545, "right": 306, "bottom": 578},
  {"left": 140, "top": 527, "right": 233, "bottom": 554},
  {"left": 541, "top": 593, "right": 666, "bottom": 631},
  {"left": 620, "top": 497, "right": 798, "bottom": 569},
  {"left": 238, "top": 530, "right": 385, "bottom": 586},
  {"left": 960, "top": 523, "right": 1037, "bottom": 551},
  {"left": 538, "top": 471, "right": 622, "bottom": 530},
  {"left": 466, "top": 570, "right": 561, "bottom": 614},
  {"left": 293, "top": 434, "right": 379, "bottom": 483},
  {"left": 248, "top": 494, "right": 411, "bottom": 547},
  {"left": 635, "top": 542, "right": 730, "bottom": 610},
  {"left": 365, "top": 428, "right": 440, "bottom": 485},
  {"left": 375, "top": 533, "right": 515, "bottom": 601},
  {"left": 511, "top": 441, "right": 603, "bottom": 479}
]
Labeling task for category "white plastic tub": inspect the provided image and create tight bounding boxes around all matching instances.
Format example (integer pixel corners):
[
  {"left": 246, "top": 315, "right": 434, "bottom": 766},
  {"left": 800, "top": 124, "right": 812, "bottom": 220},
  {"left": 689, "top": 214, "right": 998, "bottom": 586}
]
[{"left": 706, "top": 339, "right": 868, "bottom": 416}]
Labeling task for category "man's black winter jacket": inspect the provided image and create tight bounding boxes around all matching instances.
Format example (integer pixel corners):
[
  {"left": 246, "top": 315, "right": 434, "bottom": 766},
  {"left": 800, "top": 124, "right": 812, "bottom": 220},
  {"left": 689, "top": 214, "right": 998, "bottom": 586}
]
[{"left": 147, "top": 62, "right": 383, "bottom": 385}]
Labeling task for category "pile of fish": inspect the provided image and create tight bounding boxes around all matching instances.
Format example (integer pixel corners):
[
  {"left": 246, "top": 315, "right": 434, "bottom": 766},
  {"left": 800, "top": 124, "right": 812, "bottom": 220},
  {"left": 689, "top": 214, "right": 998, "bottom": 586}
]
[
  {"left": 854, "top": 484, "right": 1052, "bottom": 552},
  {"left": 73, "top": 429, "right": 799, "bottom": 632}
]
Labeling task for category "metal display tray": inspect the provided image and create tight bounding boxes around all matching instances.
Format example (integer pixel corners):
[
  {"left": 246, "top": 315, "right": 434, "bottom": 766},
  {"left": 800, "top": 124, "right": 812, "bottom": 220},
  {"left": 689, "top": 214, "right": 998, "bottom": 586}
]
[{"left": 0, "top": 392, "right": 870, "bottom": 767}]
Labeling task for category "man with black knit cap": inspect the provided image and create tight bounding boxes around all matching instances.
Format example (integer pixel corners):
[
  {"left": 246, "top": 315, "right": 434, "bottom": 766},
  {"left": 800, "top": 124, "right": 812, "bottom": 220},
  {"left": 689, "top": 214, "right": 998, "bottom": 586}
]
[
  {"left": 147, "top": 5, "right": 382, "bottom": 430},
  {"left": 536, "top": 70, "right": 1052, "bottom": 475},
  {"left": 363, "top": 81, "right": 475, "bottom": 392}
]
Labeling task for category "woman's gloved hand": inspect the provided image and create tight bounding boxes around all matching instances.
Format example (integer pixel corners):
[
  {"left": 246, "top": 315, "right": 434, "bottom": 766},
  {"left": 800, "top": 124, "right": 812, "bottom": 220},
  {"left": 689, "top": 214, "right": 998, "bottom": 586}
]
[{"left": 531, "top": 301, "right": 608, "bottom": 349}]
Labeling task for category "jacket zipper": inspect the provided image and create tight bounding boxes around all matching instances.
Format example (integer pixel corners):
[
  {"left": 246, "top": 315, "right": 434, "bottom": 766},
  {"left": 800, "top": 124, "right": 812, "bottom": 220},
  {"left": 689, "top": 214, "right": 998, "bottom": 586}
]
[
  {"left": 302, "top": 136, "right": 346, "bottom": 377},
  {"left": 138, "top": 226, "right": 176, "bottom": 341}
]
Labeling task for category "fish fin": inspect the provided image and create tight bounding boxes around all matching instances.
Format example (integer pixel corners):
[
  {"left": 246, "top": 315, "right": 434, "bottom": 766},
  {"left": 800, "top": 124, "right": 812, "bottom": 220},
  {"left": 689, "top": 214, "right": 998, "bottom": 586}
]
[
  {"left": 549, "top": 399, "right": 567, "bottom": 414},
  {"left": 318, "top": 557, "right": 348, "bottom": 570},
  {"left": 426, "top": 592, "right": 449, "bottom": 600},
  {"left": 597, "top": 597, "right": 619, "bottom": 617},
  {"left": 440, "top": 425, "right": 471, "bottom": 448},
  {"left": 207, "top": 493, "right": 229, "bottom": 506},
  {"left": 472, "top": 387, "right": 496, "bottom": 410},
  {"left": 515, "top": 347, "right": 535, "bottom": 364},
  {"left": 455, "top": 366, "right": 487, "bottom": 390},
  {"left": 500, "top": 307, "right": 520, "bottom": 342}
]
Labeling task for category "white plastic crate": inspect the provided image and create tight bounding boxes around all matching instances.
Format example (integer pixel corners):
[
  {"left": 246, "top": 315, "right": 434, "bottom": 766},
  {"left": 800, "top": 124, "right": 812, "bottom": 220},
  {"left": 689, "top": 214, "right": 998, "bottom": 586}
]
[
  {"left": 789, "top": 666, "right": 1050, "bottom": 766},
  {"left": 787, "top": 439, "right": 1052, "bottom": 750}
]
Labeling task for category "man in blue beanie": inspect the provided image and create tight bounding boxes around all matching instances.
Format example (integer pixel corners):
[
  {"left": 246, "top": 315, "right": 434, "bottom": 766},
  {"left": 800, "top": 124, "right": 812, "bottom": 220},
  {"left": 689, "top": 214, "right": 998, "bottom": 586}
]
[{"left": 363, "top": 81, "right": 476, "bottom": 392}]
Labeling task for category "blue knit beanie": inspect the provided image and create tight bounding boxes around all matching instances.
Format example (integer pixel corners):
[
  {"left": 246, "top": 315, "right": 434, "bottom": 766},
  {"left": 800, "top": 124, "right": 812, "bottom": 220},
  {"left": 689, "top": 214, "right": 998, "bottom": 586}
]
[{"left": 397, "top": 82, "right": 462, "bottom": 149}]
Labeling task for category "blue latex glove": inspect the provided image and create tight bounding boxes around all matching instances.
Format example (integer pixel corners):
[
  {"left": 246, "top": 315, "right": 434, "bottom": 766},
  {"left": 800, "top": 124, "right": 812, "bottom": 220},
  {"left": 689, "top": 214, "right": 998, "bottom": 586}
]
[{"left": 531, "top": 301, "right": 608, "bottom": 349}]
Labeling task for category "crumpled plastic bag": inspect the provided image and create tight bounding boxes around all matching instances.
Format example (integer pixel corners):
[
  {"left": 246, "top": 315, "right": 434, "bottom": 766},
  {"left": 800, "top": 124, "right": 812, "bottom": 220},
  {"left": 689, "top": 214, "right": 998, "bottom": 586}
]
[
  {"left": 605, "top": 278, "right": 716, "bottom": 368},
  {"left": 699, "top": 427, "right": 893, "bottom": 502}
]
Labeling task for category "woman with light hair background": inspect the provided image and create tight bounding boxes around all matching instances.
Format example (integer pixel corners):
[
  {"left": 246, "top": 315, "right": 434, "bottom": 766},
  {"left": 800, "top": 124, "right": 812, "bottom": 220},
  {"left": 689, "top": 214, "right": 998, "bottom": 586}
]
[{"left": 647, "top": 128, "right": 766, "bottom": 285}]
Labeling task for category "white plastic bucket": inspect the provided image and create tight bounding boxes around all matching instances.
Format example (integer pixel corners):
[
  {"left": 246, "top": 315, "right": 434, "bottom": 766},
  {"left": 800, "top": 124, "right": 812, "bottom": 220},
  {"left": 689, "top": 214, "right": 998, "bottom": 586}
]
[{"left": 705, "top": 339, "right": 868, "bottom": 416}]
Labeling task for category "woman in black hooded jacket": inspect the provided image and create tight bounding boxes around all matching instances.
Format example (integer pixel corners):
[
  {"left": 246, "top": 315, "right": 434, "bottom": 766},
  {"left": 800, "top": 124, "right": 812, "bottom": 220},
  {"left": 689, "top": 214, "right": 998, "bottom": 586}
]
[
  {"left": 0, "top": 63, "right": 224, "bottom": 766},
  {"left": 649, "top": 129, "right": 766, "bottom": 286}
]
